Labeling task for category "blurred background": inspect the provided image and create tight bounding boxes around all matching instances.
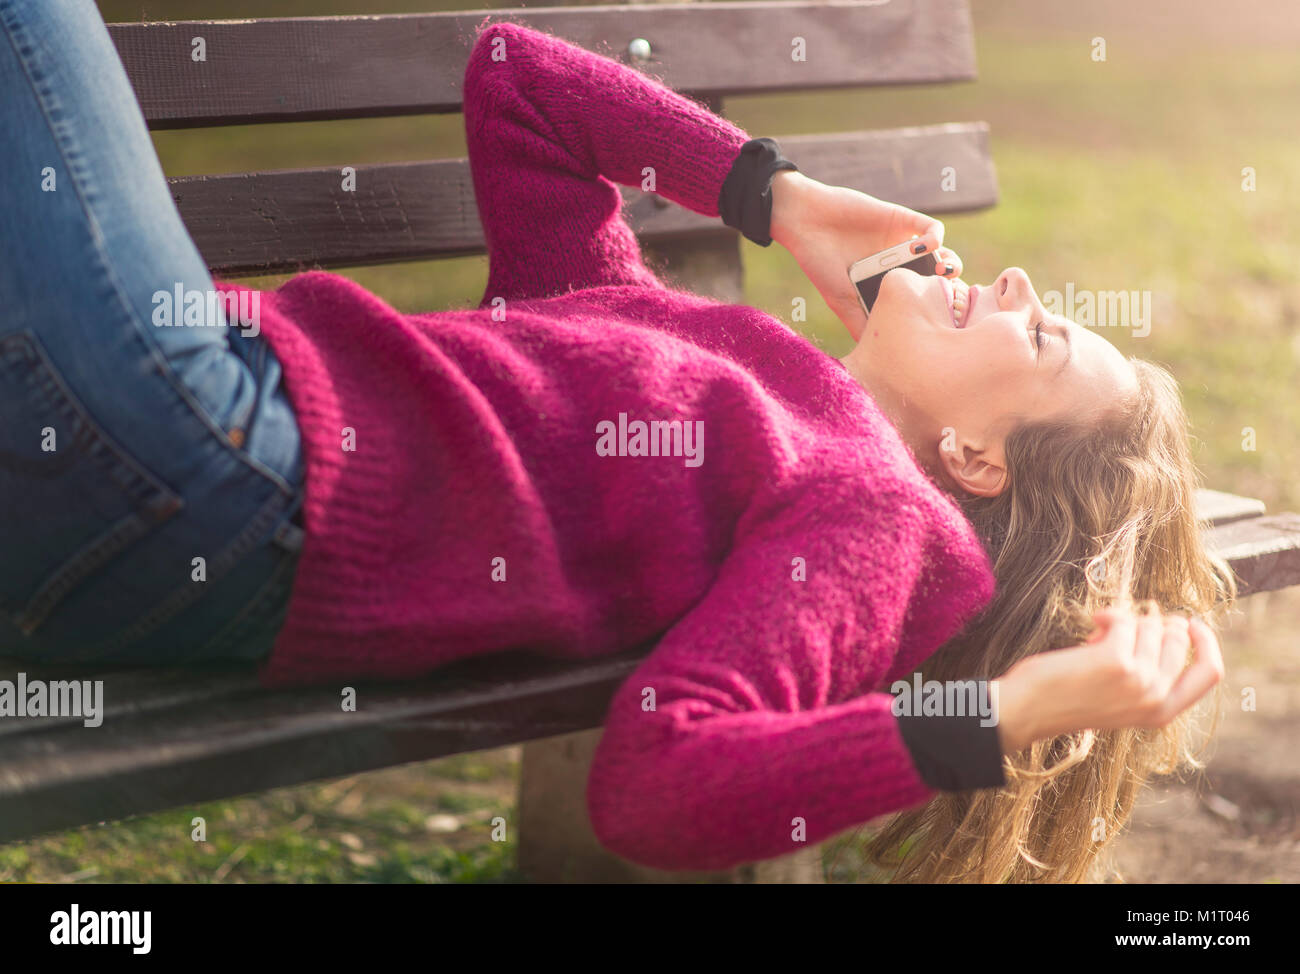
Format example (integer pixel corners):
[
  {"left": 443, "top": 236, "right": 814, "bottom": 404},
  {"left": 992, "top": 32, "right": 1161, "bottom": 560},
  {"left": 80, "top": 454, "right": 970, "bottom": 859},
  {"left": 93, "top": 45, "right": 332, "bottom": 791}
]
[{"left": 3, "top": 0, "right": 1296, "bottom": 882}]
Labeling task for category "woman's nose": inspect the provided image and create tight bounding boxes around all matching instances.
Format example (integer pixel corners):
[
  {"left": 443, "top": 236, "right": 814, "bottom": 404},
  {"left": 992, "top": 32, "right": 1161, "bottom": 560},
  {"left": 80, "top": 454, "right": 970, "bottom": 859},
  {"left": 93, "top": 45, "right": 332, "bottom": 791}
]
[{"left": 994, "top": 267, "right": 1037, "bottom": 312}]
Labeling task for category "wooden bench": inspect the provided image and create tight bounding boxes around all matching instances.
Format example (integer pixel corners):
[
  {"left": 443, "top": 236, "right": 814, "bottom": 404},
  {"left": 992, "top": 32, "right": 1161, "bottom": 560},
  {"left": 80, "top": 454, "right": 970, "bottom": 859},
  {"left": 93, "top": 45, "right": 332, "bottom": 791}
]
[{"left": 3, "top": 1, "right": 1299, "bottom": 881}]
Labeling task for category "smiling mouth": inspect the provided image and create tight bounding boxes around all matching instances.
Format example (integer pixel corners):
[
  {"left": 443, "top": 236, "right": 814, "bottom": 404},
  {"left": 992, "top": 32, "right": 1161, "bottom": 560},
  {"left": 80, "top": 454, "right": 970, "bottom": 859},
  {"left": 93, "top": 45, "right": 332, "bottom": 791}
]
[{"left": 946, "top": 278, "right": 974, "bottom": 328}]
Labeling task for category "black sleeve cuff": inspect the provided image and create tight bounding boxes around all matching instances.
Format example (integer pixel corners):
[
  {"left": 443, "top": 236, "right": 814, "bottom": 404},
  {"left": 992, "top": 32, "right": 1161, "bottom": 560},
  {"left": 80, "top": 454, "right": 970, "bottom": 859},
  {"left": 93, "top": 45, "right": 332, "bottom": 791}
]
[
  {"left": 717, "top": 137, "right": 800, "bottom": 247},
  {"left": 895, "top": 711, "right": 1007, "bottom": 792}
]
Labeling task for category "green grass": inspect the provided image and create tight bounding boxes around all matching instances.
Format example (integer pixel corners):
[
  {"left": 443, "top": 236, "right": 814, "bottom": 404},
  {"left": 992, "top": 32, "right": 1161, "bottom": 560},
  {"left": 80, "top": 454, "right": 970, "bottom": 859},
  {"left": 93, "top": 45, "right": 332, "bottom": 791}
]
[
  {"left": 2, "top": 750, "right": 524, "bottom": 883},
  {"left": 19, "top": 1, "right": 1291, "bottom": 882}
]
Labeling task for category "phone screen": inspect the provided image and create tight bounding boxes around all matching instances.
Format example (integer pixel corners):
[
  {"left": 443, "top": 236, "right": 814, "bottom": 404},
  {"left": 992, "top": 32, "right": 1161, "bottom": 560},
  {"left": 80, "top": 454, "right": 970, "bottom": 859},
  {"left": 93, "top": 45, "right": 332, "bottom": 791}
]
[{"left": 854, "top": 252, "right": 938, "bottom": 314}]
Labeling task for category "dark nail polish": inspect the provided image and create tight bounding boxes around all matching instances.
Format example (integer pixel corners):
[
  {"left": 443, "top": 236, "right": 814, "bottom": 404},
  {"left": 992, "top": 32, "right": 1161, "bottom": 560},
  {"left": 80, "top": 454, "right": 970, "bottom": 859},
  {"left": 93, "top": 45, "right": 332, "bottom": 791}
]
[
  {"left": 944, "top": 263, "right": 954, "bottom": 275},
  {"left": 912, "top": 242, "right": 927, "bottom": 254}
]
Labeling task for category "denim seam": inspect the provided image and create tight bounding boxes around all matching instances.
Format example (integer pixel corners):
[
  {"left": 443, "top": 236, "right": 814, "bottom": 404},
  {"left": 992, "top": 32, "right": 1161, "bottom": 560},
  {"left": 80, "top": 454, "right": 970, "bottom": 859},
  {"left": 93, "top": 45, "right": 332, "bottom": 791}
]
[
  {"left": 1, "top": 331, "right": 181, "bottom": 500},
  {"left": 0, "top": 0, "right": 296, "bottom": 498},
  {"left": 84, "top": 486, "right": 295, "bottom": 658},
  {"left": 189, "top": 543, "right": 300, "bottom": 661},
  {"left": 1, "top": 331, "right": 184, "bottom": 633},
  {"left": 18, "top": 512, "right": 159, "bottom": 636}
]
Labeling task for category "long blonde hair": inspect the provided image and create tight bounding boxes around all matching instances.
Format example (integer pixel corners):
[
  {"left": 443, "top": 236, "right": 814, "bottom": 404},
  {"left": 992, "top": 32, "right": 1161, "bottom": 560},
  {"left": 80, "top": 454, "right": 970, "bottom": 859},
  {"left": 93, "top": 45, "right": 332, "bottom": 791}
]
[{"left": 862, "top": 357, "right": 1239, "bottom": 882}]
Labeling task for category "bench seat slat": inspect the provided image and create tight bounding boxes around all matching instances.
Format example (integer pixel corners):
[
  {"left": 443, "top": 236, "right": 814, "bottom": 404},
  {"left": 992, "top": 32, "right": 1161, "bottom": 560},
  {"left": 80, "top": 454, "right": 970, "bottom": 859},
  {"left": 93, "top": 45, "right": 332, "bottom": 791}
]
[
  {"left": 4, "top": 508, "right": 1299, "bottom": 842},
  {"left": 0, "top": 668, "right": 260, "bottom": 739},
  {"left": 0, "top": 651, "right": 641, "bottom": 843},
  {"left": 109, "top": 0, "right": 977, "bottom": 129},
  {"left": 1194, "top": 487, "right": 1267, "bottom": 526},
  {"left": 1205, "top": 512, "right": 1300, "bottom": 597},
  {"left": 172, "top": 123, "right": 996, "bottom": 275}
]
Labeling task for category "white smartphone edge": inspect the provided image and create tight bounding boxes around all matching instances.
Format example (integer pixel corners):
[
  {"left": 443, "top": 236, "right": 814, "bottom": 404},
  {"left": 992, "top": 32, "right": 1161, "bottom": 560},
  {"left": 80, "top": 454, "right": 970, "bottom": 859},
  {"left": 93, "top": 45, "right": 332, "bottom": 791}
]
[{"left": 847, "top": 239, "right": 930, "bottom": 284}]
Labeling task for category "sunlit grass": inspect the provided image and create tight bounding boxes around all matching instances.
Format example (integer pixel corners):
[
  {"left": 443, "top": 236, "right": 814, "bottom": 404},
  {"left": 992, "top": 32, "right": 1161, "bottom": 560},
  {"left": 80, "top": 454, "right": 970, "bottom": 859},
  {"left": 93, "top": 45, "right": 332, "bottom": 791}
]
[{"left": 1, "top": 751, "right": 523, "bottom": 884}]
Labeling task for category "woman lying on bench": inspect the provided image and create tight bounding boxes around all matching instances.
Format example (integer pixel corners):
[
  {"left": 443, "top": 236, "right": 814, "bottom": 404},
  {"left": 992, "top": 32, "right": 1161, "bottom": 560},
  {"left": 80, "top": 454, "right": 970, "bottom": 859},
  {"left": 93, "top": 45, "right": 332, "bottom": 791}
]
[{"left": 0, "top": 2, "right": 1232, "bottom": 882}]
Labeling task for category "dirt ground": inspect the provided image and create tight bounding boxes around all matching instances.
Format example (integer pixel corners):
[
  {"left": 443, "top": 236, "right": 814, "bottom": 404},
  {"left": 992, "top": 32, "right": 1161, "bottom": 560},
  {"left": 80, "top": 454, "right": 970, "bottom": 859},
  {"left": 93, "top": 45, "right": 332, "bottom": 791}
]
[{"left": 1103, "top": 586, "right": 1300, "bottom": 883}]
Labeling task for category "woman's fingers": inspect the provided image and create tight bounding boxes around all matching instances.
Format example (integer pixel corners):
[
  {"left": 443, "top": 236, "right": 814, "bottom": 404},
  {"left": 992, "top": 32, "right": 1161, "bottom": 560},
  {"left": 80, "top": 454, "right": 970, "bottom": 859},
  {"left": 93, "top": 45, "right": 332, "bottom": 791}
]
[
  {"left": 1092, "top": 605, "right": 1138, "bottom": 655},
  {"left": 1133, "top": 603, "right": 1166, "bottom": 671},
  {"left": 1085, "top": 608, "right": 1117, "bottom": 643},
  {"left": 1154, "top": 616, "right": 1225, "bottom": 722},
  {"left": 1158, "top": 613, "right": 1193, "bottom": 684},
  {"left": 905, "top": 219, "right": 945, "bottom": 261},
  {"left": 885, "top": 205, "right": 953, "bottom": 274},
  {"left": 932, "top": 246, "right": 963, "bottom": 278}
]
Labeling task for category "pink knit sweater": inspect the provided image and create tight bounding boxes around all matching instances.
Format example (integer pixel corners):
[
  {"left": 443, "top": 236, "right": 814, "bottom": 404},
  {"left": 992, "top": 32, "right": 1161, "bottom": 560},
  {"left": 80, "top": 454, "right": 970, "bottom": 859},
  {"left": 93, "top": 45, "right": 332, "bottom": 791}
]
[{"left": 238, "top": 21, "right": 997, "bottom": 871}]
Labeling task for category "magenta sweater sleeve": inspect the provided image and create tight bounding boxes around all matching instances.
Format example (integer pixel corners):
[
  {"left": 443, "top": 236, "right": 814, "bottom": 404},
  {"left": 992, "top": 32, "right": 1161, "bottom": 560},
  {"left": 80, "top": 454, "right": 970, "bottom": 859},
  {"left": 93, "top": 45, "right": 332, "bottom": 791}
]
[
  {"left": 586, "top": 477, "right": 992, "bottom": 872},
  {"left": 463, "top": 20, "right": 750, "bottom": 301}
]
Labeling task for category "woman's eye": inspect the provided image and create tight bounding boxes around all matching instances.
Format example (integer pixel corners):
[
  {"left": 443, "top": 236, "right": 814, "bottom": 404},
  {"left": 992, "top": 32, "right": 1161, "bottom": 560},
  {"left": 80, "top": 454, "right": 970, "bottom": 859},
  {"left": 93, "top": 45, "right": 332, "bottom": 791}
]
[{"left": 1034, "top": 322, "right": 1048, "bottom": 352}]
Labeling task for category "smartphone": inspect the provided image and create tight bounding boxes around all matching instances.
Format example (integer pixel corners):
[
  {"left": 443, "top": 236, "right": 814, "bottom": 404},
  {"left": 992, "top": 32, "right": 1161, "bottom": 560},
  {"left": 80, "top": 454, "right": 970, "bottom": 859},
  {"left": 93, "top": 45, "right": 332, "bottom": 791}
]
[{"left": 848, "top": 240, "right": 937, "bottom": 318}]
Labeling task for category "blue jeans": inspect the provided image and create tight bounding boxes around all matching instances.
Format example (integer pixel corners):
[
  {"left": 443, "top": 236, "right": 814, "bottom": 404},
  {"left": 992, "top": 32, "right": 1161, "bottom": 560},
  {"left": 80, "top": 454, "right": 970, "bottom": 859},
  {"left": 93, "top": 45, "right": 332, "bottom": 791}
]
[{"left": 0, "top": 0, "right": 305, "bottom": 664}]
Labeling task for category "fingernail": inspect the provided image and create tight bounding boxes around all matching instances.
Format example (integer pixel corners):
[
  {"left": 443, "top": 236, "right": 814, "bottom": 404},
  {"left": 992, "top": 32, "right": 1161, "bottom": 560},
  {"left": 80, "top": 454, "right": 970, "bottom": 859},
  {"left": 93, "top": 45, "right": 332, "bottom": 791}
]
[
  {"left": 912, "top": 241, "right": 927, "bottom": 254},
  {"left": 944, "top": 263, "right": 954, "bottom": 275}
]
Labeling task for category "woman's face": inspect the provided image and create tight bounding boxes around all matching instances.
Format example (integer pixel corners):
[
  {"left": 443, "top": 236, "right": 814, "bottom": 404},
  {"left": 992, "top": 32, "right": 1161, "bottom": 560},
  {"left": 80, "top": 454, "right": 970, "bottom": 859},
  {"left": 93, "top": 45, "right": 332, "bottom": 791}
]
[{"left": 845, "top": 266, "right": 1139, "bottom": 496}]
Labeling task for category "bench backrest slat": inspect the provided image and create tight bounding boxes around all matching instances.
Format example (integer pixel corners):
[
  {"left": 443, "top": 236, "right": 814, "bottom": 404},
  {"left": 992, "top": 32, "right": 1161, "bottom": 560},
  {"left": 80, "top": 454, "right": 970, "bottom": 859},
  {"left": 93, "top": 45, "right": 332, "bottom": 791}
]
[
  {"left": 176, "top": 122, "right": 995, "bottom": 275},
  {"left": 108, "top": 0, "right": 977, "bottom": 128}
]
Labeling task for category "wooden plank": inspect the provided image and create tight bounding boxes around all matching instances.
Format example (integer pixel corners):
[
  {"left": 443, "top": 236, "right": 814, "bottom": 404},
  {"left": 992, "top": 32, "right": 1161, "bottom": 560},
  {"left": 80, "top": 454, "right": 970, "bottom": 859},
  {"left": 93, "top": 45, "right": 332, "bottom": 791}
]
[
  {"left": 1205, "top": 512, "right": 1300, "bottom": 598},
  {"left": 0, "top": 665, "right": 259, "bottom": 738},
  {"left": 1194, "top": 487, "right": 1267, "bottom": 527},
  {"left": 0, "top": 650, "right": 643, "bottom": 844},
  {"left": 173, "top": 123, "right": 997, "bottom": 275},
  {"left": 3, "top": 507, "right": 1298, "bottom": 842},
  {"left": 109, "top": 1, "right": 977, "bottom": 129},
  {"left": 777, "top": 123, "right": 998, "bottom": 217}
]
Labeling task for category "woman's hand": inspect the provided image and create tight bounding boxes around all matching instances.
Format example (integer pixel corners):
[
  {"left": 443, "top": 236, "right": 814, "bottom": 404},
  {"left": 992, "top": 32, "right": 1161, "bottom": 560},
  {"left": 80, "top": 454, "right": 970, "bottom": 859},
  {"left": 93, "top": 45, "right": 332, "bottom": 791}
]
[
  {"left": 769, "top": 171, "right": 962, "bottom": 342},
  {"left": 991, "top": 604, "right": 1226, "bottom": 754}
]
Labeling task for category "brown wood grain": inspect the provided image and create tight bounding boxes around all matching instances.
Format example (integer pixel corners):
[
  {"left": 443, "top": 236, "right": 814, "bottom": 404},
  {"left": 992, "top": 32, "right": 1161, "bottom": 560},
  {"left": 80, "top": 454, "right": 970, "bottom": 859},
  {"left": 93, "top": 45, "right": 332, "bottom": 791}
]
[
  {"left": 108, "top": 0, "right": 978, "bottom": 128},
  {"left": 1205, "top": 512, "right": 1300, "bottom": 598},
  {"left": 172, "top": 123, "right": 997, "bottom": 275},
  {"left": 1194, "top": 487, "right": 1268, "bottom": 526},
  {"left": 0, "top": 650, "right": 644, "bottom": 843}
]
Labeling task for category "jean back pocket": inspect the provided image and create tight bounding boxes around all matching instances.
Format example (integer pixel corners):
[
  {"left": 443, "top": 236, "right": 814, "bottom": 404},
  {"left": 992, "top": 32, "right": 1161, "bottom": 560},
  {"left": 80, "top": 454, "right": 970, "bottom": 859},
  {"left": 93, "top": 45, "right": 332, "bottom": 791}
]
[{"left": 0, "top": 330, "right": 182, "bottom": 636}]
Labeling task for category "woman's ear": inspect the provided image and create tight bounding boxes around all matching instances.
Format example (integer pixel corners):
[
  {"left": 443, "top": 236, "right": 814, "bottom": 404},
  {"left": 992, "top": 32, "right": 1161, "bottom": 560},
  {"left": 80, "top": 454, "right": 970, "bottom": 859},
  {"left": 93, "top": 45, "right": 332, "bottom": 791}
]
[{"left": 939, "top": 426, "right": 1008, "bottom": 497}]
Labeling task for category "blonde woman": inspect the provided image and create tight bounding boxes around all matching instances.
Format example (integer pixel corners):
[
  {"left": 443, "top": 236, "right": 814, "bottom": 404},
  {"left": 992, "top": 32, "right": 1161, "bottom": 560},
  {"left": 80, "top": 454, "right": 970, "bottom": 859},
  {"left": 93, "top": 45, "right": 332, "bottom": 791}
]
[{"left": 0, "top": 6, "right": 1230, "bottom": 882}]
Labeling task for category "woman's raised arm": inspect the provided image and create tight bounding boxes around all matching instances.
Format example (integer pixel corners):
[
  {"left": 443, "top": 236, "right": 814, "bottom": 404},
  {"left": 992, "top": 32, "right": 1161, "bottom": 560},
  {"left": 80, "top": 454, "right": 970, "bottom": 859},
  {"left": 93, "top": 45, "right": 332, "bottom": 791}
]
[{"left": 463, "top": 21, "right": 750, "bottom": 302}]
